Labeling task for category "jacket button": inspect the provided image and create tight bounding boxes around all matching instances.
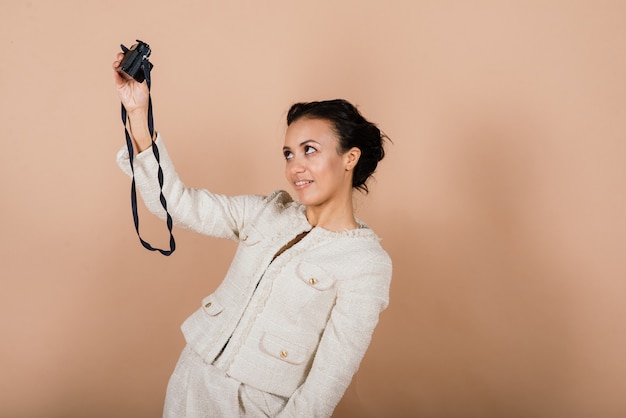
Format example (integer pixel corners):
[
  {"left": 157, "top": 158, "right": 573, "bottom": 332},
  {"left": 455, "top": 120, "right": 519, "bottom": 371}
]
[
  {"left": 280, "top": 350, "right": 288, "bottom": 359},
  {"left": 204, "top": 302, "right": 212, "bottom": 308},
  {"left": 309, "top": 278, "right": 317, "bottom": 285},
  {"left": 241, "top": 234, "right": 248, "bottom": 241}
]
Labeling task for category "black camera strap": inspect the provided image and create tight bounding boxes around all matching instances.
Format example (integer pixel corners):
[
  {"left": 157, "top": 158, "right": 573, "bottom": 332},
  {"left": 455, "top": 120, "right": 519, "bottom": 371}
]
[{"left": 121, "top": 60, "right": 176, "bottom": 256}]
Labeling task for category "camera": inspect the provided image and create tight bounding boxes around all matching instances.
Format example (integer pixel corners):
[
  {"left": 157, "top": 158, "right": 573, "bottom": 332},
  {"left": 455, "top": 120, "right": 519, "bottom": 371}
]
[{"left": 118, "top": 40, "right": 153, "bottom": 83}]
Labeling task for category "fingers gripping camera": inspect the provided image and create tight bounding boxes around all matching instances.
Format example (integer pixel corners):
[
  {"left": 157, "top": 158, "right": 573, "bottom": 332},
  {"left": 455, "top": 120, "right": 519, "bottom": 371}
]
[{"left": 119, "top": 40, "right": 153, "bottom": 83}]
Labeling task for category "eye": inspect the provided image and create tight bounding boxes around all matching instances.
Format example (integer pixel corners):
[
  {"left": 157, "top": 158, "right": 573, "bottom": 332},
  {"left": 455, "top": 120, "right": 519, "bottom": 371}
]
[
  {"left": 304, "top": 145, "right": 317, "bottom": 155},
  {"left": 283, "top": 150, "right": 294, "bottom": 160}
]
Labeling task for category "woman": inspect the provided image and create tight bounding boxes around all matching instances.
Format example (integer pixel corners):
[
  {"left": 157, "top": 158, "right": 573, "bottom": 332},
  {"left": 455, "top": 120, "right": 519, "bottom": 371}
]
[{"left": 113, "top": 53, "right": 392, "bottom": 417}]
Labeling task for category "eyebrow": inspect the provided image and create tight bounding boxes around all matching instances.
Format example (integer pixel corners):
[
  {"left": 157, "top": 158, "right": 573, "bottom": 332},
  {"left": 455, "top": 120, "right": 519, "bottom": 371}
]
[{"left": 282, "top": 139, "right": 319, "bottom": 151}]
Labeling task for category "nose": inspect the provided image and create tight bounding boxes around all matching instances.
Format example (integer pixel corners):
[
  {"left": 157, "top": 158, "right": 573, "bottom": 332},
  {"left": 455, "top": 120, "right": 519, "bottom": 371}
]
[{"left": 289, "top": 156, "right": 305, "bottom": 174}]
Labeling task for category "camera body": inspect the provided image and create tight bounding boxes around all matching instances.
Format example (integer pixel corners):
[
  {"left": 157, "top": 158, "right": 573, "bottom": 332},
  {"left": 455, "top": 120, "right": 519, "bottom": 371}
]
[{"left": 119, "top": 40, "right": 153, "bottom": 83}]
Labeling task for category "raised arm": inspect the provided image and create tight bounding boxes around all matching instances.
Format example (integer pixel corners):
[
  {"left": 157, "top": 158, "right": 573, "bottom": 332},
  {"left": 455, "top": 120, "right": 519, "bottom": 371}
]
[{"left": 112, "top": 51, "right": 269, "bottom": 241}]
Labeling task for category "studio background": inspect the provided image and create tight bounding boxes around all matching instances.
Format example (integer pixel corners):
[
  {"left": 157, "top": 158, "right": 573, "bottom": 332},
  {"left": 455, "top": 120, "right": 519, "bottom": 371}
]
[{"left": 1, "top": 1, "right": 625, "bottom": 417}]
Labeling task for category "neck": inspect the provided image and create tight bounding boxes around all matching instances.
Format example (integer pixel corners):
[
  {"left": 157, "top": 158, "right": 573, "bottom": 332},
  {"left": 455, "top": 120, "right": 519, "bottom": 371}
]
[{"left": 305, "top": 193, "right": 359, "bottom": 232}]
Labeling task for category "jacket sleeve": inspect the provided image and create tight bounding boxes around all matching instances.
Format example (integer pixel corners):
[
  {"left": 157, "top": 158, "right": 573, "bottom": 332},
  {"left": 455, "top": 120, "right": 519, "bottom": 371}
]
[
  {"left": 116, "top": 134, "right": 265, "bottom": 241},
  {"left": 277, "top": 253, "right": 392, "bottom": 418}
]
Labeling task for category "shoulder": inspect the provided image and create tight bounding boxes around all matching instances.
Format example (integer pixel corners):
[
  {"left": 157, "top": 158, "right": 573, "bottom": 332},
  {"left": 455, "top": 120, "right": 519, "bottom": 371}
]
[
  {"left": 307, "top": 228, "right": 392, "bottom": 277},
  {"left": 345, "top": 239, "right": 392, "bottom": 277},
  {"left": 242, "top": 190, "right": 307, "bottom": 232},
  {"left": 235, "top": 190, "right": 298, "bottom": 215},
  {"left": 260, "top": 189, "right": 309, "bottom": 220},
  {"left": 263, "top": 190, "right": 296, "bottom": 207}
]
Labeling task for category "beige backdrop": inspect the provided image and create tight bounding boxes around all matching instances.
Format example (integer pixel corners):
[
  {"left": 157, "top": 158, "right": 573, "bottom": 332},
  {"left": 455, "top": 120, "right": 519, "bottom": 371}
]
[{"left": 1, "top": 1, "right": 625, "bottom": 417}]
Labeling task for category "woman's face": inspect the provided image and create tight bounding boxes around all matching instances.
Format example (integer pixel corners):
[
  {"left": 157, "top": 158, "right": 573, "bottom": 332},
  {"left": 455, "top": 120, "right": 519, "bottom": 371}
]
[{"left": 283, "top": 118, "right": 355, "bottom": 209}]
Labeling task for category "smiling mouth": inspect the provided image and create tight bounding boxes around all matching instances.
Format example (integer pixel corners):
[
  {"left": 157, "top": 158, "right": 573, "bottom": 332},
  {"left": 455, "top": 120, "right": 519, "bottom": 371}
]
[{"left": 294, "top": 180, "right": 313, "bottom": 187}]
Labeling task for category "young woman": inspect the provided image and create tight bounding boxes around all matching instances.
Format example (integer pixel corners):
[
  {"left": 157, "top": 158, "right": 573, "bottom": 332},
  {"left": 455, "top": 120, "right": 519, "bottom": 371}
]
[{"left": 113, "top": 53, "right": 392, "bottom": 417}]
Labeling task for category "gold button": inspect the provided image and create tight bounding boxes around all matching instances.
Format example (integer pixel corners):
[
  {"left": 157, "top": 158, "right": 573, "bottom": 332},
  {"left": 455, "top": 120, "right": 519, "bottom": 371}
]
[
  {"left": 309, "top": 278, "right": 317, "bottom": 285},
  {"left": 241, "top": 234, "right": 248, "bottom": 241},
  {"left": 204, "top": 302, "right": 212, "bottom": 308},
  {"left": 280, "top": 350, "right": 288, "bottom": 359}
]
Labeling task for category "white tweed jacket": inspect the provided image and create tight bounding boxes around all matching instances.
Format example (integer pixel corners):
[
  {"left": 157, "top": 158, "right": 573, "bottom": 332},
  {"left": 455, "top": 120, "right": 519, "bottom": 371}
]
[{"left": 117, "top": 135, "right": 392, "bottom": 417}]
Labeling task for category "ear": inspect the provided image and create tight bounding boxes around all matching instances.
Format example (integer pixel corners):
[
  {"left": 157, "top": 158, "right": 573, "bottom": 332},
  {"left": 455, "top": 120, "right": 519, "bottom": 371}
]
[{"left": 344, "top": 147, "right": 361, "bottom": 171}]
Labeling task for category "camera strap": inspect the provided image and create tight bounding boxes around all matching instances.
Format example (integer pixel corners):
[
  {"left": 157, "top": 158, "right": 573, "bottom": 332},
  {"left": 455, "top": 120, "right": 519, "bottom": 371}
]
[{"left": 121, "top": 60, "right": 176, "bottom": 256}]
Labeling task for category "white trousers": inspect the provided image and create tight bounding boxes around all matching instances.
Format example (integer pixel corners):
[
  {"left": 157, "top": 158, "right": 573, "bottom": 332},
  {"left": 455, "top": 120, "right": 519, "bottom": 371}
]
[{"left": 163, "top": 345, "right": 289, "bottom": 417}]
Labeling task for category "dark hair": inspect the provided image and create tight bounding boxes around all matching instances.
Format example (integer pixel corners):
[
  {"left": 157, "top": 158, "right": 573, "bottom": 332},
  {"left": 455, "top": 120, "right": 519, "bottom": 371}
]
[{"left": 286, "top": 99, "right": 388, "bottom": 193}]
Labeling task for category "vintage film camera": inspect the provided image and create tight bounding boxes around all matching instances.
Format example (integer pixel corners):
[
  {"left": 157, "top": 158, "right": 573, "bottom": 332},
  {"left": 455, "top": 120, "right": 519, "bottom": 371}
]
[{"left": 118, "top": 40, "right": 153, "bottom": 83}]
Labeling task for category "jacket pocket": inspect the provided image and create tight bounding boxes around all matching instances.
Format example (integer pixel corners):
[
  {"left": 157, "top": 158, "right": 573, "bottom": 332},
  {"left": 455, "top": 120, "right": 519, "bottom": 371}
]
[
  {"left": 227, "top": 327, "right": 320, "bottom": 397},
  {"left": 181, "top": 295, "right": 228, "bottom": 361},
  {"left": 259, "top": 331, "right": 313, "bottom": 365},
  {"left": 295, "top": 261, "right": 336, "bottom": 291},
  {"left": 201, "top": 295, "right": 224, "bottom": 316}
]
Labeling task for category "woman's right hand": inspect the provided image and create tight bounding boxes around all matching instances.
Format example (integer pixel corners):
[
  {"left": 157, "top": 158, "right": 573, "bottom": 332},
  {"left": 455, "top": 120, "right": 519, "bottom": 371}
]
[
  {"left": 112, "top": 52, "right": 150, "bottom": 115},
  {"left": 113, "top": 51, "right": 154, "bottom": 152}
]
